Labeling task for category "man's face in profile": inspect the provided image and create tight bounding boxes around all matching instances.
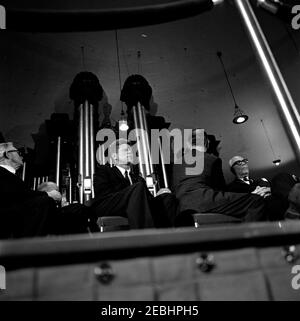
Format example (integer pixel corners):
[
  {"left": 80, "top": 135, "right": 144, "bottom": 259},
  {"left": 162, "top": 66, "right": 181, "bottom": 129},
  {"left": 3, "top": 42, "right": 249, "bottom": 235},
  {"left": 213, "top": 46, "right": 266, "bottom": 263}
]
[{"left": 6, "top": 145, "right": 23, "bottom": 169}]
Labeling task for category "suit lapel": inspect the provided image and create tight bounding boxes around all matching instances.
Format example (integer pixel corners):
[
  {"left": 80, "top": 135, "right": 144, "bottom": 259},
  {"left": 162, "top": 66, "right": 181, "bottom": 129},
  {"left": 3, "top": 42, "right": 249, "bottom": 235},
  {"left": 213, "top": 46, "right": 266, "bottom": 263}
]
[
  {"left": 112, "top": 166, "right": 125, "bottom": 180},
  {"left": 112, "top": 166, "right": 130, "bottom": 186}
]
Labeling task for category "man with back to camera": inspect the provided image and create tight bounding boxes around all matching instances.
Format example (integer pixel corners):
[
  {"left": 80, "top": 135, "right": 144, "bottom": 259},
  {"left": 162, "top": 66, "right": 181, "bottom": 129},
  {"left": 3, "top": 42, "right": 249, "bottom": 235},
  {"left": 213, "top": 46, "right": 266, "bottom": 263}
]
[{"left": 91, "top": 138, "right": 177, "bottom": 229}]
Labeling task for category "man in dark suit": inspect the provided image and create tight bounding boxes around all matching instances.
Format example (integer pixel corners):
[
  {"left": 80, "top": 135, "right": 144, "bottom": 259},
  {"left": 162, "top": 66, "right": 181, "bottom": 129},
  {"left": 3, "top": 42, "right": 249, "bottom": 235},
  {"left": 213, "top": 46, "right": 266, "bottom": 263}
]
[
  {"left": 0, "top": 142, "right": 92, "bottom": 239},
  {"left": 227, "top": 155, "right": 300, "bottom": 220},
  {"left": 175, "top": 131, "right": 267, "bottom": 222},
  {"left": 91, "top": 139, "right": 177, "bottom": 229},
  {"left": 226, "top": 156, "right": 271, "bottom": 195},
  {"left": 0, "top": 142, "right": 62, "bottom": 238}
]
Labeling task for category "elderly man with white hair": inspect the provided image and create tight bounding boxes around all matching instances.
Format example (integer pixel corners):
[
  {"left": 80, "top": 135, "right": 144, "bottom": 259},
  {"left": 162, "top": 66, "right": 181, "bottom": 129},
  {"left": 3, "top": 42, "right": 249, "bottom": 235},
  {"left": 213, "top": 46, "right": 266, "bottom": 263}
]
[
  {"left": 0, "top": 142, "right": 63, "bottom": 238},
  {"left": 0, "top": 142, "right": 95, "bottom": 238},
  {"left": 227, "top": 155, "right": 271, "bottom": 197},
  {"left": 227, "top": 155, "right": 300, "bottom": 220}
]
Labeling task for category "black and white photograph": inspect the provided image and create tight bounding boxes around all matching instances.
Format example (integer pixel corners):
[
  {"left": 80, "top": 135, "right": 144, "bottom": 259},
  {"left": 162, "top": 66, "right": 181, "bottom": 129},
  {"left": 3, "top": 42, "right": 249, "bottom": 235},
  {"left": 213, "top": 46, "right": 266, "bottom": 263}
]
[{"left": 0, "top": 0, "right": 300, "bottom": 313}]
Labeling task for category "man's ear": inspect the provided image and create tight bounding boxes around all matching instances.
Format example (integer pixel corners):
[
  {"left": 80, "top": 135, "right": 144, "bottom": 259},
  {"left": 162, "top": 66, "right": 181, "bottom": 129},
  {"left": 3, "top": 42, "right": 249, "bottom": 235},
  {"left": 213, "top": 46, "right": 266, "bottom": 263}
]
[{"left": 3, "top": 151, "right": 8, "bottom": 159}]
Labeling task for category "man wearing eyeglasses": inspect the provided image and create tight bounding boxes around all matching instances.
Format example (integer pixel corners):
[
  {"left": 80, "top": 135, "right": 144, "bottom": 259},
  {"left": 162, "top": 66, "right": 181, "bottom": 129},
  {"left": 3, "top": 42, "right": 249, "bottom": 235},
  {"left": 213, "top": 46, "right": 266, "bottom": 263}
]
[
  {"left": 0, "top": 142, "right": 62, "bottom": 238},
  {"left": 227, "top": 155, "right": 300, "bottom": 220},
  {"left": 227, "top": 156, "right": 271, "bottom": 198}
]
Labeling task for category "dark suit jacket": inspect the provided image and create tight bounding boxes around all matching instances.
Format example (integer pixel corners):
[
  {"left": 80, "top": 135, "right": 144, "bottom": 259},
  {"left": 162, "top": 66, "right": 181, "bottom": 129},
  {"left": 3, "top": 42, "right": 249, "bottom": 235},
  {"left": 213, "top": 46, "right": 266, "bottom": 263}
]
[
  {"left": 0, "top": 166, "right": 47, "bottom": 210},
  {"left": 92, "top": 165, "right": 143, "bottom": 204},
  {"left": 0, "top": 166, "right": 55, "bottom": 238},
  {"left": 175, "top": 152, "right": 248, "bottom": 213},
  {"left": 226, "top": 177, "right": 270, "bottom": 193}
]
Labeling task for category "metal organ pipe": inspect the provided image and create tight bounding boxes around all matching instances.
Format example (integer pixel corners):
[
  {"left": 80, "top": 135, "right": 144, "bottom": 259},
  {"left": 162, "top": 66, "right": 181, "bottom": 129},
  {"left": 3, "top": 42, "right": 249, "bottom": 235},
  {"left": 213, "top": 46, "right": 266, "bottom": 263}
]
[
  {"left": 70, "top": 72, "right": 103, "bottom": 205},
  {"left": 79, "top": 104, "right": 84, "bottom": 204},
  {"left": 55, "top": 136, "right": 61, "bottom": 187},
  {"left": 89, "top": 103, "right": 95, "bottom": 199},
  {"left": 79, "top": 100, "right": 94, "bottom": 204},
  {"left": 132, "top": 105, "right": 146, "bottom": 179}
]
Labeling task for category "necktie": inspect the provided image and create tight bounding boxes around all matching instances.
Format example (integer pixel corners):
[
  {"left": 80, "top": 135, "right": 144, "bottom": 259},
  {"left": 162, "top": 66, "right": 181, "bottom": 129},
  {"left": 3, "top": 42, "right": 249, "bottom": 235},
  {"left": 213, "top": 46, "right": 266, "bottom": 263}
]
[{"left": 124, "top": 170, "right": 132, "bottom": 185}]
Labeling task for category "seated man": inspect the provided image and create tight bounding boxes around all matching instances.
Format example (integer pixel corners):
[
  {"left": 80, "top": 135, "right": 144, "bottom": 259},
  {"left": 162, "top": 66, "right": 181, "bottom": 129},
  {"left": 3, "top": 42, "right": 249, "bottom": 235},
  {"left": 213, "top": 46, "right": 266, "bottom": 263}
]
[
  {"left": 175, "top": 130, "right": 267, "bottom": 222},
  {"left": 226, "top": 156, "right": 271, "bottom": 196},
  {"left": 91, "top": 139, "right": 177, "bottom": 229},
  {"left": 227, "top": 155, "right": 300, "bottom": 220},
  {"left": 0, "top": 142, "right": 61, "bottom": 238}
]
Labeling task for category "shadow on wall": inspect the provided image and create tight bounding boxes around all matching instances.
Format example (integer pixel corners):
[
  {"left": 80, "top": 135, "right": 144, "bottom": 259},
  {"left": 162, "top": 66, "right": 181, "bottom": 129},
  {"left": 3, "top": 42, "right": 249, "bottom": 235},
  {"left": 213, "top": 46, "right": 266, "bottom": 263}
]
[{"left": 5, "top": 124, "right": 38, "bottom": 149}]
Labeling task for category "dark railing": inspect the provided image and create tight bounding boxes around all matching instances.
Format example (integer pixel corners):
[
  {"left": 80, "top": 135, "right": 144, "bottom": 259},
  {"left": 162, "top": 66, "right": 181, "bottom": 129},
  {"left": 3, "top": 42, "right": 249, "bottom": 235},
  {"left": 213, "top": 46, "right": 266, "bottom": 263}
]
[{"left": 1, "top": 221, "right": 300, "bottom": 271}]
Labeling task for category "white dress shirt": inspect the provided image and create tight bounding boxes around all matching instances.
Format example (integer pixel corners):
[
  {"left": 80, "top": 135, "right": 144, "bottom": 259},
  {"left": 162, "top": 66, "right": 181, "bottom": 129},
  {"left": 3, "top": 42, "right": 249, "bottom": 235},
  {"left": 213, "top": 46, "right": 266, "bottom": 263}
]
[
  {"left": 240, "top": 177, "right": 250, "bottom": 185},
  {"left": 0, "top": 164, "right": 16, "bottom": 175},
  {"left": 116, "top": 165, "right": 133, "bottom": 185}
]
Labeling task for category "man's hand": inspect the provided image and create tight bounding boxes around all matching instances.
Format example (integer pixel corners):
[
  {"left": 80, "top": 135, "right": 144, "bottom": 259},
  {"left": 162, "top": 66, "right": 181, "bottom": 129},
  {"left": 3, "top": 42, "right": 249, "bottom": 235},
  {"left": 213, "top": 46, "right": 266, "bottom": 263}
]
[
  {"left": 156, "top": 188, "right": 172, "bottom": 197},
  {"left": 47, "top": 190, "right": 62, "bottom": 202},
  {"left": 251, "top": 186, "right": 271, "bottom": 198}
]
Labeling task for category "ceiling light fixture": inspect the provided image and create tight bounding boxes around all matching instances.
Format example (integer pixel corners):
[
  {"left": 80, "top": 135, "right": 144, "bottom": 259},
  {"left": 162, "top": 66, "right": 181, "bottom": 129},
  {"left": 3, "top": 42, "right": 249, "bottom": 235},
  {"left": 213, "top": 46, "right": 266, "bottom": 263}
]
[
  {"left": 261, "top": 119, "right": 281, "bottom": 166},
  {"left": 115, "top": 30, "right": 129, "bottom": 132},
  {"left": 217, "top": 51, "right": 248, "bottom": 124}
]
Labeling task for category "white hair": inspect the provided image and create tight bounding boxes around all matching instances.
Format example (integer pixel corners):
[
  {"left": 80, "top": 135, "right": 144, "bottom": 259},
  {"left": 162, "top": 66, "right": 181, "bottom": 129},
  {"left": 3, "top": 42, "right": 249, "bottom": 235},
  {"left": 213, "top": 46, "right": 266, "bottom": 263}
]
[{"left": 0, "top": 142, "right": 13, "bottom": 161}]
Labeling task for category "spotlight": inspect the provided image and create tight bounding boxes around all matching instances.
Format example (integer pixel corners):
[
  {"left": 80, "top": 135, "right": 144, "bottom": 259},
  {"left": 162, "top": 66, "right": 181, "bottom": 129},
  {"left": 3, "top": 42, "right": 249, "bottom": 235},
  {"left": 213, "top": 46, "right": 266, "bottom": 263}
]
[
  {"left": 273, "top": 159, "right": 281, "bottom": 166},
  {"left": 119, "top": 110, "right": 129, "bottom": 131},
  {"left": 233, "top": 105, "right": 248, "bottom": 124},
  {"left": 216, "top": 52, "right": 249, "bottom": 125},
  {"left": 119, "top": 119, "right": 129, "bottom": 132}
]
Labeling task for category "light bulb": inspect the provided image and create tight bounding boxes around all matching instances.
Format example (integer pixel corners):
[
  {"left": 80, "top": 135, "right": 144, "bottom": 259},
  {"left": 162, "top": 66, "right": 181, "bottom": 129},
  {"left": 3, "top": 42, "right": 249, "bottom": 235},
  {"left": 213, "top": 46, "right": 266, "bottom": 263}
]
[{"left": 119, "top": 119, "right": 129, "bottom": 131}]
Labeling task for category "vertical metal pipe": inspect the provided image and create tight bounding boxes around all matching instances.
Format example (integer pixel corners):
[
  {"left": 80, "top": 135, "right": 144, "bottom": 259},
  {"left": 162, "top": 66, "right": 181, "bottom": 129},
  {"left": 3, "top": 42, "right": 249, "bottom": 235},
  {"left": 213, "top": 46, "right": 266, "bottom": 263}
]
[
  {"left": 21, "top": 161, "right": 26, "bottom": 182},
  {"left": 139, "top": 102, "right": 154, "bottom": 174},
  {"left": 84, "top": 101, "right": 91, "bottom": 181},
  {"left": 68, "top": 167, "right": 72, "bottom": 204},
  {"left": 89, "top": 104, "right": 95, "bottom": 198},
  {"left": 84, "top": 100, "right": 91, "bottom": 203},
  {"left": 56, "top": 136, "right": 61, "bottom": 187},
  {"left": 234, "top": 0, "right": 300, "bottom": 163},
  {"left": 136, "top": 103, "right": 151, "bottom": 175},
  {"left": 33, "top": 177, "right": 37, "bottom": 190},
  {"left": 79, "top": 103, "right": 84, "bottom": 204},
  {"left": 158, "top": 138, "right": 169, "bottom": 188},
  {"left": 133, "top": 106, "right": 146, "bottom": 178}
]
